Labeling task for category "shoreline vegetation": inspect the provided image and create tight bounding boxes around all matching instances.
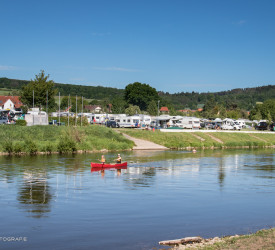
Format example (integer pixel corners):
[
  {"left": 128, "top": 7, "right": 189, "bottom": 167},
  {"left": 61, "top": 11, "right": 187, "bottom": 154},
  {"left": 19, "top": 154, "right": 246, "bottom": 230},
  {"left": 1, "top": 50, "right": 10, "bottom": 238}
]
[
  {"left": 167, "top": 228, "right": 275, "bottom": 249},
  {"left": 1, "top": 126, "right": 275, "bottom": 155}
]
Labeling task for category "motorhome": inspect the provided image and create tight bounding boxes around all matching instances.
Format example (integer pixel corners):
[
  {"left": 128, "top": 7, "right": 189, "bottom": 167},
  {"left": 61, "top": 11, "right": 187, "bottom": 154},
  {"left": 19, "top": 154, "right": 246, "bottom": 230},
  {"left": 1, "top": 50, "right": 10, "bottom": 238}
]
[
  {"left": 221, "top": 118, "right": 242, "bottom": 130},
  {"left": 115, "top": 115, "right": 140, "bottom": 128},
  {"left": 90, "top": 114, "right": 107, "bottom": 124},
  {"left": 175, "top": 117, "right": 201, "bottom": 129},
  {"left": 136, "top": 114, "right": 151, "bottom": 128}
]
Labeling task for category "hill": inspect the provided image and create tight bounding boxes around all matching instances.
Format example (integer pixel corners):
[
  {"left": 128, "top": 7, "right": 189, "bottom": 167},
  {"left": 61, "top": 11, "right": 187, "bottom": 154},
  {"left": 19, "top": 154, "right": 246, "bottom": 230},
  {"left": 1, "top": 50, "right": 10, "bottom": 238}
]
[
  {"left": 1, "top": 77, "right": 275, "bottom": 110},
  {"left": 0, "top": 77, "right": 124, "bottom": 100},
  {"left": 159, "top": 85, "right": 275, "bottom": 110}
]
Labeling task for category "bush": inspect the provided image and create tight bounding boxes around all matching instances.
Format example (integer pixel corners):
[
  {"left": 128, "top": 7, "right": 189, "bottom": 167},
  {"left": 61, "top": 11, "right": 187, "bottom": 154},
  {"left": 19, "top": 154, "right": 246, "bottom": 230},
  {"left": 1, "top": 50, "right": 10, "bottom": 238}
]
[
  {"left": 13, "top": 142, "right": 24, "bottom": 153},
  {"left": 57, "top": 136, "right": 77, "bottom": 153},
  {"left": 3, "top": 140, "right": 13, "bottom": 153},
  {"left": 24, "top": 139, "right": 38, "bottom": 154},
  {"left": 15, "top": 120, "right": 27, "bottom": 126}
]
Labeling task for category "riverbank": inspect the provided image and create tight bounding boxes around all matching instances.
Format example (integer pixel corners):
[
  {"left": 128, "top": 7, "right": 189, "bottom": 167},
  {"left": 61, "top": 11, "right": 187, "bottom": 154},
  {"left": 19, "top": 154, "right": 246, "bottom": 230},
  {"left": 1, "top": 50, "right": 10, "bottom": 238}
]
[
  {"left": 168, "top": 228, "right": 275, "bottom": 249},
  {"left": 2, "top": 126, "right": 275, "bottom": 155},
  {"left": 120, "top": 129, "right": 275, "bottom": 149},
  {"left": 0, "top": 125, "right": 134, "bottom": 154}
]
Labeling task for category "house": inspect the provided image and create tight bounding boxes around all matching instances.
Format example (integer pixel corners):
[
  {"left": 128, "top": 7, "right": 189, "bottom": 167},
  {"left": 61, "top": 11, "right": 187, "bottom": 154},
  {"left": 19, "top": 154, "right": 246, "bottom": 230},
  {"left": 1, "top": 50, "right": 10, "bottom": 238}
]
[
  {"left": 159, "top": 106, "right": 169, "bottom": 114},
  {"left": 0, "top": 96, "right": 23, "bottom": 110},
  {"left": 84, "top": 105, "right": 102, "bottom": 113}
]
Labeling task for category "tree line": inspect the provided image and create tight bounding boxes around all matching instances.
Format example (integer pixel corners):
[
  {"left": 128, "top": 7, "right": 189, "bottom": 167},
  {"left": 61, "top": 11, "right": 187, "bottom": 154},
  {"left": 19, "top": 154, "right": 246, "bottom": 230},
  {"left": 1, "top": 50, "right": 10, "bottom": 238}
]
[{"left": 1, "top": 72, "right": 275, "bottom": 119}]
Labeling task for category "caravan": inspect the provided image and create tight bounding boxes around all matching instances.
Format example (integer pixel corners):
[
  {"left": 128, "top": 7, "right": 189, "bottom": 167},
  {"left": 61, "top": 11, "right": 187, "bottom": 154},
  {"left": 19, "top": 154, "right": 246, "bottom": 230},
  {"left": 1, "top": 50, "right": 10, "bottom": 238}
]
[
  {"left": 115, "top": 115, "right": 140, "bottom": 128},
  {"left": 175, "top": 117, "right": 201, "bottom": 129}
]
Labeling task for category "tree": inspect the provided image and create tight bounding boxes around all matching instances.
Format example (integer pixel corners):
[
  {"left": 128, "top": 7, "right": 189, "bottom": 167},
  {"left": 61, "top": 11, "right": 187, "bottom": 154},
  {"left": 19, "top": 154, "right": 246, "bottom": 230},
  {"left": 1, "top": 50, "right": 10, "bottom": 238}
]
[
  {"left": 124, "top": 82, "right": 159, "bottom": 111},
  {"left": 60, "top": 96, "right": 89, "bottom": 113},
  {"left": 111, "top": 97, "right": 126, "bottom": 114},
  {"left": 147, "top": 100, "right": 158, "bottom": 116},
  {"left": 20, "top": 70, "right": 57, "bottom": 110},
  {"left": 125, "top": 105, "right": 141, "bottom": 116}
]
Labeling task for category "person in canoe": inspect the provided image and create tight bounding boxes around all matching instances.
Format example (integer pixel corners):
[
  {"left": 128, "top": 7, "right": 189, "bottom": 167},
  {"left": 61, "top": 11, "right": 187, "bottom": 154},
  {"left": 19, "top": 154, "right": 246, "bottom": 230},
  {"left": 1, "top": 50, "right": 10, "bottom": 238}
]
[
  {"left": 116, "top": 154, "right": 122, "bottom": 164},
  {"left": 100, "top": 155, "right": 106, "bottom": 164}
]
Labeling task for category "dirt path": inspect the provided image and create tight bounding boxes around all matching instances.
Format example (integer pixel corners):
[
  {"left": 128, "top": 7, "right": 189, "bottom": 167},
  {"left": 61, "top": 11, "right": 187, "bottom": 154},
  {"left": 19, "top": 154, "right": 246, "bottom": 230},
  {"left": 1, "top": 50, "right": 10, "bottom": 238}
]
[
  {"left": 205, "top": 133, "right": 224, "bottom": 144},
  {"left": 122, "top": 133, "right": 168, "bottom": 150}
]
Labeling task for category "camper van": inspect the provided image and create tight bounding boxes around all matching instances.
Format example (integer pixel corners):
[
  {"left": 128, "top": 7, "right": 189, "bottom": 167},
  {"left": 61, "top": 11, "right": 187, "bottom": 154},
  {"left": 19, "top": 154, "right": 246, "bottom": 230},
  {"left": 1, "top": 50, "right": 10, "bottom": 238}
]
[
  {"left": 175, "top": 117, "right": 201, "bottom": 129},
  {"left": 115, "top": 115, "right": 140, "bottom": 128},
  {"left": 90, "top": 114, "right": 107, "bottom": 124}
]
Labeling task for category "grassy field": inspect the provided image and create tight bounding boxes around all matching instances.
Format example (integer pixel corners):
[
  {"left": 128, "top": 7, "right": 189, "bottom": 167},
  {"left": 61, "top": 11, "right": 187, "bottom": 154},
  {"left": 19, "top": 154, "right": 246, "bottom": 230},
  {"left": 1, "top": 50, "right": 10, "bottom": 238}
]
[
  {"left": 0, "top": 88, "right": 18, "bottom": 95},
  {"left": 0, "top": 125, "right": 134, "bottom": 154},
  {"left": 173, "top": 228, "right": 275, "bottom": 249},
  {"left": 120, "top": 129, "right": 275, "bottom": 149}
]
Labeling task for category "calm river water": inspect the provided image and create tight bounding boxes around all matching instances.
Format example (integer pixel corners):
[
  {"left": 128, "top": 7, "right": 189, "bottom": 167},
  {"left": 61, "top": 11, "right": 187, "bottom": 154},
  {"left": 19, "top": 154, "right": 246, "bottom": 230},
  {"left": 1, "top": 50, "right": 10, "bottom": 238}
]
[{"left": 1, "top": 149, "right": 275, "bottom": 250}]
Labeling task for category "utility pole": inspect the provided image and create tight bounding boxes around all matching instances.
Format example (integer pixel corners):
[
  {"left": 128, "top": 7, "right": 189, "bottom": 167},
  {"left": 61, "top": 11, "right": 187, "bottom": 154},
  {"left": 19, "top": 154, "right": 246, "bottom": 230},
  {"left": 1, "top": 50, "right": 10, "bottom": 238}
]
[
  {"left": 59, "top": 92, "right": 60, "bottom": 125},
  {"left": 33, "top": 90, "right": 34, "bottom": 109},
  {"left": 75, "top": 95, "right": 77, "bottom": 126},
  {"left": 68, "top": 94, "right": 70, "bottom": 126},
  {"left": 81, "top": 96, "right": 83, "bottom": 126},
  {"left": 157, "top": 100, "right": 160, "bottom": 116},
  {"left": 46, "top": 90, "right": 48, "bottom": 114}
]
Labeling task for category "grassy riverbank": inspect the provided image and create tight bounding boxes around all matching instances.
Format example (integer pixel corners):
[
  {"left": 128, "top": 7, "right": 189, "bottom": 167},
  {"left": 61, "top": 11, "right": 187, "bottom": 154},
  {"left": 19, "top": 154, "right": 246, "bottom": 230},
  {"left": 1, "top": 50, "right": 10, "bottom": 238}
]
[
  {"left": 172, "top": 228, "right": 275, "bottom": 249},
  {"left": 120, "top": 129, "right": 275, "bottom": 149},
  {"left": 0, "top": 125, "right": 134, "bottom": 154}
]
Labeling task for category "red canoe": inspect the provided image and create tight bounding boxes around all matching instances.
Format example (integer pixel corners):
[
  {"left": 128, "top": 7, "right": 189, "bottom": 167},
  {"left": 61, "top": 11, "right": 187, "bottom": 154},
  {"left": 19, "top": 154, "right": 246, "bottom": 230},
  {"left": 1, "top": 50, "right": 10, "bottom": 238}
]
[{"left": 91, "top": 162, "right": 127, "bottom": 169}]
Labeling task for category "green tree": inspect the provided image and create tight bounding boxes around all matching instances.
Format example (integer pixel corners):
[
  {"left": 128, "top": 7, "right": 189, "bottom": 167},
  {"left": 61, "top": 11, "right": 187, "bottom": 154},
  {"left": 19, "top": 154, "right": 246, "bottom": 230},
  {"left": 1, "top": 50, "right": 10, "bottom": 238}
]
[
  {"left": 111, "top": 97, "right": 126, "bottom": 114},
  {"left": 61, "top": 96, "right": 89, "bottom": 113},
  {"left": 124, "top": 82, "right": 159, "bottom": 111},
  {"left": 147, "top": 100, "right": 158, "bottom": 116},
  {"left": 125, "top": 105, "right": 141, "bottom": 115},
  {"left": 20, "top": 70, "right": 57, "bottom": 110}
]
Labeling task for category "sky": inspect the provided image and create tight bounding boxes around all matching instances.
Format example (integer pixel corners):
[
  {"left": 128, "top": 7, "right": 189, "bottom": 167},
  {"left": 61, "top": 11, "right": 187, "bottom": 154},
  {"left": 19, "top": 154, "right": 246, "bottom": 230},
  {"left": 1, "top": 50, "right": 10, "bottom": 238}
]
[{"left": 0, "top": 0, "right": 274, "bottom": 93}]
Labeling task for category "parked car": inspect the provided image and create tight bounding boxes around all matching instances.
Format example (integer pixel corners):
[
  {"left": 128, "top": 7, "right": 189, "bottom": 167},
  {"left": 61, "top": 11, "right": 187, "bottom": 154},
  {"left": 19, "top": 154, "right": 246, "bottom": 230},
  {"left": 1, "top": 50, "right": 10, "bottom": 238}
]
[
  {"left": 256, "top": 122, "right": 269, "bottom": 130},
  {"left": 205, "top": 122, "right": 215, "bottom": 129},
  {"left": 221, "top": 122, "right": 242, "bottom": 130},
  {"left": 233, "top": 122, "right": 242, "bottom": 130},
  {"left": 0, "top": 116, "right": 8, "bottom": 125},
  {"left": 106, "top": 120, "right": 119, "bottom": 128}
]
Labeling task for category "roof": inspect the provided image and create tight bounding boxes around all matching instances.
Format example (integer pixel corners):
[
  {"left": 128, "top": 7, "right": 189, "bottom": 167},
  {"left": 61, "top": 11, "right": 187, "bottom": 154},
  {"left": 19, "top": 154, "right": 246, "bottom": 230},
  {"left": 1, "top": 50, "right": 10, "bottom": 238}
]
[
  {"left": 160, "top": 107, "right": 169, "bottom": 112},
  {"left": 0, "top": 96, "right": 23, "bottom": 108}
]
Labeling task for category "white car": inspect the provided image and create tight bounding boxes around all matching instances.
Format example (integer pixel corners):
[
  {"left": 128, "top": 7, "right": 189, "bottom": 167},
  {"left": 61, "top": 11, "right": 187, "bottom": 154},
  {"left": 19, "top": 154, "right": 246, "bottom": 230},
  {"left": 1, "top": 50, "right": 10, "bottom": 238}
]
[
  {"left": 233, "top": 122, "right": 242, "bottom": 130},
  {"left": 221, "top": 122, "right": 242, "bottom": 130}
]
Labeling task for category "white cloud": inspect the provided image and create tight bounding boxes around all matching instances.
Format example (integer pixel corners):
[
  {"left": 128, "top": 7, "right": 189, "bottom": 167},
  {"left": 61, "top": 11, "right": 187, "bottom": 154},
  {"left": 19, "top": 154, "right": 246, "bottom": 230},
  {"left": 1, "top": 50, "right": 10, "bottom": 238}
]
[
  {"left": 92, "top": 66, "right": 140, "bottom": 72},
  {"left": 0, "top": 65, "right": 17, "bottom": 70}
]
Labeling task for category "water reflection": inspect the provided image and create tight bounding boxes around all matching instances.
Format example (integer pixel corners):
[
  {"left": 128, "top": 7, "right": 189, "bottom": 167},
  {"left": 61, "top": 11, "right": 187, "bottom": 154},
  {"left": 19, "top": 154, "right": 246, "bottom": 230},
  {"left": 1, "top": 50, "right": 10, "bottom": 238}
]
[
  {"left": 17, "top": 171, "right": 52, "bottom": 218},
  {"left": 1, "top": 149, "right": 275, "bottom": 250},
  {"left": 0, "top": 149, "right": 275, "bottom": 219}
]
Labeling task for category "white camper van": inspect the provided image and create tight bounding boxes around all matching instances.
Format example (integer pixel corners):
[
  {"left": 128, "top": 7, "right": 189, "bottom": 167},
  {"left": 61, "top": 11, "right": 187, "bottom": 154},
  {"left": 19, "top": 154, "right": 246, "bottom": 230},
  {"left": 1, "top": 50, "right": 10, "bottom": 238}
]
[
  {"left": 115, "top": 115, "right": 140, "bottom": 128},
  {"left": 175, "top": 117, "right": 201, "bottom": 129}
]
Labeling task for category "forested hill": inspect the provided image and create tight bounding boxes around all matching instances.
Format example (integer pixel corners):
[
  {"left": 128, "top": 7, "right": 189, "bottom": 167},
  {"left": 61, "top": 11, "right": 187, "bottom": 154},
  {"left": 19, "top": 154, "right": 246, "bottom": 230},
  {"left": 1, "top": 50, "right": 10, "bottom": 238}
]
[
  {"left": 1, "top": 77, "right": 275, "bottom": 110},
  {"left": 159, "top": 85, "right": 275, "bottom": 111},
  {"left": 0, "top": 77, "right": 124, "bottom": 100}
]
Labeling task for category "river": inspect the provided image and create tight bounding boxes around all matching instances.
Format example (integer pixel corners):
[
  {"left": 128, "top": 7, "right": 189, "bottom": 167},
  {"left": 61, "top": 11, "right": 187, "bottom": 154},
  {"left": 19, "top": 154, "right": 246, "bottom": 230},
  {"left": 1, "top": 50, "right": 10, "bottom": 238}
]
[{"left": 1, "top": 149, "right": 275, "bottom": 249}]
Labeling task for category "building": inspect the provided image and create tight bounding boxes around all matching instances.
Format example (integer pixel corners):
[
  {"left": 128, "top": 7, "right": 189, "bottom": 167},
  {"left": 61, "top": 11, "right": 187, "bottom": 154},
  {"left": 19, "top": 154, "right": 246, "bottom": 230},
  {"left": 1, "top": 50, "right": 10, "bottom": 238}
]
[
  {"left": 0, "top": 96, "right": 23, "bottom": 110},
  {"left": 84, "top": 105, "right": 102, "bottom": 113},
  {"left": 159, "top": 106, "right": 169, "bottom": 114}
]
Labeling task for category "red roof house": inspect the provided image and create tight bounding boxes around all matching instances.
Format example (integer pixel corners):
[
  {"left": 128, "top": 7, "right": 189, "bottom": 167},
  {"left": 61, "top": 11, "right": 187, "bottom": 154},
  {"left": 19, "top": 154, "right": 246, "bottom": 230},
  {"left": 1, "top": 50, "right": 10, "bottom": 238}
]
[
  {"left": 0, "top": 96, "right": 23, "bottom": 110},
  {"left": 160, "top": 107, "right": 169, "bottom": 114}
]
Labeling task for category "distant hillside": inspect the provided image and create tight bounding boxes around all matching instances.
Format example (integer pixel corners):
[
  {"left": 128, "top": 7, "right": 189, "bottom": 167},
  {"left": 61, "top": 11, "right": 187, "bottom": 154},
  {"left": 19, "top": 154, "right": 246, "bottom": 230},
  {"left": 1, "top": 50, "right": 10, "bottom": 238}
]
[
  {"left": 1, "top": 77, "right": 275, "bottom": 110},
  {"left": 0, "top": 77, "right": 124, "bottom": 100},
  {"left": 159, "top": 85, "right": 275, "bottom": 111}
]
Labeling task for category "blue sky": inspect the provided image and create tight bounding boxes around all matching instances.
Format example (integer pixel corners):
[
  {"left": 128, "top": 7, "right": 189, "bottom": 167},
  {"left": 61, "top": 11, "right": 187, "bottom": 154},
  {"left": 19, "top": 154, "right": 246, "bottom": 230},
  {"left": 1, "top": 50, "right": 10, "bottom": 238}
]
[{"left": 0, "top": 0, "right": 274, "bottom": 93}]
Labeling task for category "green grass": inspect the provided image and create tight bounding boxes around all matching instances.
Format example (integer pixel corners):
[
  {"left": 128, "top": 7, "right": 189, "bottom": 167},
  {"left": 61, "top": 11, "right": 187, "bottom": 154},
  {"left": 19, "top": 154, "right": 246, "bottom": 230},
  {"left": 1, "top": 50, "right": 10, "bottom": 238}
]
[
  {"left": 192, "top": 228, "right": 275, "bottom": 250},
  {"left": 0, "top": 88, "right": 17, "bottom": 95},
  {"left": 0, "top": 125, "right": 134, "bottom": 154},
  {"left": 120, "top": 129, "right": 275, "bottom": 149}
]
